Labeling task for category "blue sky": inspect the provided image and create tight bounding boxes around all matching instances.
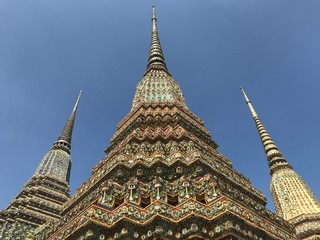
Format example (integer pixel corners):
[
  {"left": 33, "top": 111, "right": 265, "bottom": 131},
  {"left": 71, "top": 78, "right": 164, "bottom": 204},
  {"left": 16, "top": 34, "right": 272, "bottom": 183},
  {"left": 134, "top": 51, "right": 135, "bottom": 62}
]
[{"left": 0, "top": 1, "right": 319, "bottom": 211}]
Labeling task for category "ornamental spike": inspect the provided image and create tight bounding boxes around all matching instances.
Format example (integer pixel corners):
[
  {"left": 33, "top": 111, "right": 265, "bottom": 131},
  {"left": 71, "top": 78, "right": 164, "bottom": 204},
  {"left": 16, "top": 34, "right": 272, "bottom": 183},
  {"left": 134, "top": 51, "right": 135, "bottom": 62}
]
[
  {"left": 52, "top": 90, "right": 82, "bottom": 153},
  {"left": 240, "top": 86, "right": 291, "bottom": 175},
  {"left": 240, "top": 86, "right": 258, "bottom": 118},
  {"left": 145, "top": 6, "right": 170, "bottom": 75},
  {"left": 73, "top": 90, "right": 82, "bottom": 112}
]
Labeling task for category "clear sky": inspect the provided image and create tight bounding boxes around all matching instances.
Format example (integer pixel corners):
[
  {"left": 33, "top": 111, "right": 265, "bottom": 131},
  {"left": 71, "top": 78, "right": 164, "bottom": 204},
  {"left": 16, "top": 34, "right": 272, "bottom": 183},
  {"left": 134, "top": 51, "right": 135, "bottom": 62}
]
[{"left": 0, "top": 1, "right": 319, "bottom": 211}]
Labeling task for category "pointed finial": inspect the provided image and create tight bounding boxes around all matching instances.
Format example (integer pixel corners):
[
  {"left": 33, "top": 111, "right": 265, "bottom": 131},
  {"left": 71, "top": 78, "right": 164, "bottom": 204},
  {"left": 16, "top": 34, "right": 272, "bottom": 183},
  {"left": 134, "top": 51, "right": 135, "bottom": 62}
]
[
  {"left": 73, "top": 90, "right": 83, "bottom": 112},
  {"left": 145, "top": 6, "right": 170, "bottom": 75},
  {"left": 152, "top": 5, "right": 156, "bottom": 20},
  {"left": 241, "top": 86, "right": 291, "bottom": 175},
  {"left": 240, "top": 86, "right": 258, "bottom": 118},
  {"left": 151, "top": 6, "right": 157, "bottom": 33},
  {"left": 52, "top": 91, "right": 82, "bottom": 153}
]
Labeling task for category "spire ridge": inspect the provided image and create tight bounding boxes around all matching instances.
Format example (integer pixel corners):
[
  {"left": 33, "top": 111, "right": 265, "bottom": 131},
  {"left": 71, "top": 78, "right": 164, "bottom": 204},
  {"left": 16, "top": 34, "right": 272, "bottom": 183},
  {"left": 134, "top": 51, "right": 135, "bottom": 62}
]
[
  {"left": 52, "top": 91, "right": 82, "bottom": 153},
  {"left": 145, "top": 6, "right": 170, "bottom": 75},
  {"left": 241, "top": 87, "right": 291, "bottom": 175}
]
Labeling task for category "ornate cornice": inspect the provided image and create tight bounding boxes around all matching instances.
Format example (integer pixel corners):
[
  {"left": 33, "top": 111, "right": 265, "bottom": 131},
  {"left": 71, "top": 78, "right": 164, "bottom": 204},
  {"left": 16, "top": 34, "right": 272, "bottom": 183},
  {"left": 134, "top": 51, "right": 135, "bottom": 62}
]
[{"left": 39, "top": 196, "right": 295, "bottom": 240}]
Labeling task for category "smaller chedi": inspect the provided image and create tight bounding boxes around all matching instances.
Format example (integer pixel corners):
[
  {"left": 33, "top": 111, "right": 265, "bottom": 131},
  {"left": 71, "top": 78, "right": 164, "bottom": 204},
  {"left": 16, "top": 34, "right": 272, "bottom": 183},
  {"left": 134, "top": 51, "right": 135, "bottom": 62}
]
[
  {"left": 241, "top": 87, "right": 320, "bottom": 240},
  {"left": 0, "top": 91, "right": 82, "bottom": 240}
]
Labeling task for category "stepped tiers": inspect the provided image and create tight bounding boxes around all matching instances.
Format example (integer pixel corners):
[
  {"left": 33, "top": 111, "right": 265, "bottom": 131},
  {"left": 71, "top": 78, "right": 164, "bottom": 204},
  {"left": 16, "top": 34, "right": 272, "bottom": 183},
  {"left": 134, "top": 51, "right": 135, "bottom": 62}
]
[
  {"left": 35, "top": 7, "right": 298, "bottom": 240},
  {"left": 0, "top": 91, "right": 82, "bottom": 240},
  {"left": 1, "top": 6, "right": 319, "bottom": 240}
]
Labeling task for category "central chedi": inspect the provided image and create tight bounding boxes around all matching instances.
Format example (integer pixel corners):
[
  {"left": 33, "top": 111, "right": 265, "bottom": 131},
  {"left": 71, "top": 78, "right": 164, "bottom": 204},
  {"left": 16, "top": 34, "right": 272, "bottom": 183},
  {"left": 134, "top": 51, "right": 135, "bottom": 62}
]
[{"left": 37, "top": 7, "right": 296, "bottom": 240}]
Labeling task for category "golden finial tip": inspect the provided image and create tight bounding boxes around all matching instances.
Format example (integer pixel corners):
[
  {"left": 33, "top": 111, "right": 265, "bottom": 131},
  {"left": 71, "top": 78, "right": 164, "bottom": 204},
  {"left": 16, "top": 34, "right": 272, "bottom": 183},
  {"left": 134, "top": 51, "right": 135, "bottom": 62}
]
[
  {"left": 240, "top": 86, "right": 251, "bottom": 104},
  {"left": 73, "top": 90, "right": 83, "bottom": 112},
  {"left": 152, "top": 6, "right": 156, "bottom": 19}
]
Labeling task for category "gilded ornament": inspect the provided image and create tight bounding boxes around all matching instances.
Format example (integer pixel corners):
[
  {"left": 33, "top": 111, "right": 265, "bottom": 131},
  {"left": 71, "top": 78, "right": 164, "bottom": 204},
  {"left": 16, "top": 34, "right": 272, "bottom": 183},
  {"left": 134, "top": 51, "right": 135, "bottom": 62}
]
[
  {"left": 155, "top": 226, "right": 163, "bottom": 234},
  {"left": 176, "top": 166, "right": 183, "bottom": 173},
  {"left": 136, "top": 169, "right": 143, "bottom": 176}
]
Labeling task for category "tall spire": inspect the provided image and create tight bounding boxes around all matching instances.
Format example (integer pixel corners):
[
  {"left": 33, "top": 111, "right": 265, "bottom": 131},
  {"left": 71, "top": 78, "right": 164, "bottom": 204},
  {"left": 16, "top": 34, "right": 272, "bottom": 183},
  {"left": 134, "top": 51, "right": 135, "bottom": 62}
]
[
  {"left": 0, "top": 92, "right": 83, "bottom": 238},
  {"left": 131, "top": 6, "right": 187, "bottom": 110},
  {"left": 240, "top": 87, "right": 291, "bottom": 175},
  {"left": 145, "top": 6, "right": 170, "bottom": 75},
  {"left": 52, "top": 90, "right": 82, "bottom": 154},
  {"left": 35, "top": 91, "right": 82, "bottom": 182},
  {"left": 241, "top": 87, "right": 320, "bottom": 236}
]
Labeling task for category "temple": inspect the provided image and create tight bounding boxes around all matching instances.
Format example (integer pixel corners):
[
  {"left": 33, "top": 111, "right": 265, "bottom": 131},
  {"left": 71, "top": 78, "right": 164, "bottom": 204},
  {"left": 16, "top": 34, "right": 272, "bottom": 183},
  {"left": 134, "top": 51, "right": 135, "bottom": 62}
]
[
  {"left": 0, "top": 91, "right": 82, "bottom": 239},
  {"left": 0, "top": 6, "right": 319, "bottom": 240},
  {"left": 34, "top": 7, "right": 297, "bottom": 240}
]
